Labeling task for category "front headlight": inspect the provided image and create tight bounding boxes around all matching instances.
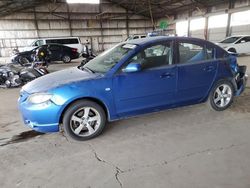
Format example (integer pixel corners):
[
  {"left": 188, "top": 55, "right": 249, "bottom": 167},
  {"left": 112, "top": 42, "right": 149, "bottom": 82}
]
[{"left": 28, "top": 93, "right": 53, "bottom": 104}]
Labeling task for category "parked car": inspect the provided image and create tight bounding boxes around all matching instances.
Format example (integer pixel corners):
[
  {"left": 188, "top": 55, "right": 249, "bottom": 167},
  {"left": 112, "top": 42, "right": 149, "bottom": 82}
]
[
  {"left": 18, "top": 36, "right": 248, "bottom": 141},
  {"left": 216, "top": 35, "right": 250, "bottom": 54},
  {"left": 12, "top": 44, "right": 80, "bottom": 64},
  {"left": 126, "top": 35, "right": 146, "bottom": 41},
  {"left": 19, "top": 37, "right": 83, "bottom": 53}
]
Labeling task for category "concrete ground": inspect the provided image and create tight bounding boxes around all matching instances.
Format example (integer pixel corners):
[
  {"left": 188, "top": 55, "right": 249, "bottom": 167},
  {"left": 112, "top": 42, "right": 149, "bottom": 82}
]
[{"left": 0, "top": 56, "right": 249, "bottom": 188}]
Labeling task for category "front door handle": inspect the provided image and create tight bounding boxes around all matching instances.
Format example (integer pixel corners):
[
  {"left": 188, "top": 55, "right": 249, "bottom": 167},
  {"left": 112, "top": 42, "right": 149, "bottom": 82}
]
[
  {"left": 203, "top": 66, "right": 215, "bottom": 72},
  {"left": 160, "top": 72, "right": 174, "bottom": 78}
]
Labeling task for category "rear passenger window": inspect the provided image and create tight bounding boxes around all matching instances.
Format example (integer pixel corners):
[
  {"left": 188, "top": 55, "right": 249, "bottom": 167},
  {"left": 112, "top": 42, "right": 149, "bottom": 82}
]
[
  {"left": 46, "top": 39, "right": 57, "bottom": 44},
  {"left": 238, "top": 37, "right": 250, "bottom": 43},
  {"left": 178, "top": 42, "right": 215, "bottom": 64},
  {"left": 246, "top": 37, "right": 250, "bottom": 42},
  {"left": 46, "top": 38, "right": 79, "bottom": 44},
  {"left": 61, "top": 39, "right": 79, "bottom": 44}
]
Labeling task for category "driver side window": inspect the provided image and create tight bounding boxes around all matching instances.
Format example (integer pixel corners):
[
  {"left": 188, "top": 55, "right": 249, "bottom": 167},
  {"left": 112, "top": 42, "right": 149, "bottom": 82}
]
[
  {"left": 33, "top": 40, "right": 43, "bottom": 46},
  {"left": 128, "top": 42, "right": 173, "bottom": 70}
]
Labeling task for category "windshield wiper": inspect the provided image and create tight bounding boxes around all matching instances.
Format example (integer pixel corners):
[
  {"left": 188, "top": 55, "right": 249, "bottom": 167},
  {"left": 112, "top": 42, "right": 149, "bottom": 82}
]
[{"left": 81, "top": 66, "right": 95, "bottom": 73}]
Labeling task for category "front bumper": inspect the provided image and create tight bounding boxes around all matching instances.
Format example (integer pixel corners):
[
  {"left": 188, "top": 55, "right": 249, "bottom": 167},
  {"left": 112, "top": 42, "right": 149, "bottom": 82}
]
[
  {"left": 18, "top": 90, "right": 60, "bottom": 133},
  {"left": 24, "top": 120, "right": 58, "bottom": 133}
]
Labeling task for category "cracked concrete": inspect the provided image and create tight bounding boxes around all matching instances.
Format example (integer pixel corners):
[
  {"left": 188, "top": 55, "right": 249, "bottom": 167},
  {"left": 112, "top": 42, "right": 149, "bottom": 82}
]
[
  {"left": 0, "top": 57, "right": 250, "bottom": 188},
  {"left": 89, "top": 144, "right": 124, "bottom": 187},
  {"left": 88, "top": 142, "right": 248, "bottom": 188}
]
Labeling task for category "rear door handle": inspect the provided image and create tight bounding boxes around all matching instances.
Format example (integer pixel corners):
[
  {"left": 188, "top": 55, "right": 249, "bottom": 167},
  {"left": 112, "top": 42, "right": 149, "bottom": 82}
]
[{"left": 160, "top": 72, "right": 175, "bottom": 78}]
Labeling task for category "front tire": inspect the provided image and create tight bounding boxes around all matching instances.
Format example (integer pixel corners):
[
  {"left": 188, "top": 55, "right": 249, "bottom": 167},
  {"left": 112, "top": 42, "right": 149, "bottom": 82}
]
[
  {"left": 208, "top": 80, "right": 234, "bottom": 111},
  {"left": 18, "top": 56, "right": 30, "bottom": 66},
  {"left": 62, "top": 100, "right": 106, "bottom": 141}
]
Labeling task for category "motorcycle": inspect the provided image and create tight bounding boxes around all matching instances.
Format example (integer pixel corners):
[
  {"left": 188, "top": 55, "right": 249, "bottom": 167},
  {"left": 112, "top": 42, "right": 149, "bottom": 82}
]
[
  {"left": 11, "top": 46, "right": 51, "bottom": 67},
  {"left": 0, "top": 61, "right": 49, "bottom": 88}
]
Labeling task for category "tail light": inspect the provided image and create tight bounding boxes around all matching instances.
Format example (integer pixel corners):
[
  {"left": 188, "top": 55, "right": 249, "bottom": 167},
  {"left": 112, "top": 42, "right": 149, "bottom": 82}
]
[{"left": 72, "top": 48, "right": 78, "bottom": 53}]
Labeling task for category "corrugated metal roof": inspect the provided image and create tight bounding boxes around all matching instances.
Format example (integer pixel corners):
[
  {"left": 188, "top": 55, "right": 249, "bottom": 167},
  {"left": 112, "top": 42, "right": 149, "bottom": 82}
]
[
  {"left": 0, "top": 0, "right": 230, "bottom": 18},
  {"left": 108, "top": 0, "right": 230, "bottom": 18},
  {"left": 0, "top": 0, "right": 50, "bottom": 17}
]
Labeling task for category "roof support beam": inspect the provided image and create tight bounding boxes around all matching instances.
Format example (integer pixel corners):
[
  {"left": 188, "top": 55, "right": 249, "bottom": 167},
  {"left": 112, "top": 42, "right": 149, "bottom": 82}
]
[{"left": 226, "top": 0, "right": 235, "bottom": 37}]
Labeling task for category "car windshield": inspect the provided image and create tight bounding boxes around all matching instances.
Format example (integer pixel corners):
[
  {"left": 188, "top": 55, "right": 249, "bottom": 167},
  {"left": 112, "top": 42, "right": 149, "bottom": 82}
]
[
  {"left": 220, "top": 37, "right": 240, "bottom": 43},
  {"left": 82, "top": 43, "right": 136, "bottom": 73}
]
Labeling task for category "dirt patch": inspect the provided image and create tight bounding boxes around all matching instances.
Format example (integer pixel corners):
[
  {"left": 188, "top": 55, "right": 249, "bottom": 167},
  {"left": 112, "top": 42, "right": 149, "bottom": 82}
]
[{"left": 230, "top": 87, "right": 250, "bottom": 113}]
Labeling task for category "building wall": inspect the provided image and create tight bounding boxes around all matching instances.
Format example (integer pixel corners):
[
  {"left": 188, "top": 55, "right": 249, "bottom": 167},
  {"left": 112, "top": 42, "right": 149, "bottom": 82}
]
[
  {"left": 208, "top": 27, "right": 227, "bottom": 42},
  {"left": 190, "top": 30, "right": 205, "bottom": 40},
  {"left": 231, "top": 25, "right": 250, "bottom": 35},
  {"left": 0, "top": 0, "right": 153, "bottom": 56},
  {"left": 175, "top": 0, "right": 250, "bottom": 42}
]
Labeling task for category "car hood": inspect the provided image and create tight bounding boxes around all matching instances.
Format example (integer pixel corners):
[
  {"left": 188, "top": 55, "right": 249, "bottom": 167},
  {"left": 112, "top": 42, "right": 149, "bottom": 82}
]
[{"left": 22, "top": 67, "right": 102, "bottom": 93}]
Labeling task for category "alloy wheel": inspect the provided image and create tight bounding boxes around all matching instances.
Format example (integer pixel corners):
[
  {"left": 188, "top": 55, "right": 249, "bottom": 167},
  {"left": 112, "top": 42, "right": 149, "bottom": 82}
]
[
  {"left": 213, "top": 84, "right": 232, "bottom": 108},
  {"left": 70, "top": 107, "right": 101, "bottom": 137},
  {"left": 63, "top": 55, "right": 71, "bottom": 63}
]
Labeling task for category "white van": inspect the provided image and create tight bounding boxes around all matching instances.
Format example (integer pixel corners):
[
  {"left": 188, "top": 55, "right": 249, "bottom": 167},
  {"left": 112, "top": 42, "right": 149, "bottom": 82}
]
[{"left": 20, "top": 37, "right": 83, "bottom": 53}]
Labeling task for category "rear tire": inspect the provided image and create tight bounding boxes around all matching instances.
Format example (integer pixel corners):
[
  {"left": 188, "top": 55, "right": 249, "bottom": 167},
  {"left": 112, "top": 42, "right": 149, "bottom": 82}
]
[
  {"left": 62, "top": 55, "right": 71, "bottom": 63},
  {"left": 62, "top": 100, "right": 106, "bottom": 141},
  {"left": 208, "top": 80, "right": 234, "bottom": 111}
]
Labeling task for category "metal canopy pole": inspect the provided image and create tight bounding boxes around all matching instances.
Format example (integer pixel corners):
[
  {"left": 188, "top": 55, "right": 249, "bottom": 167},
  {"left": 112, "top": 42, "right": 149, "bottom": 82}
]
[
  {"left": 148, "top": 0, "right": 155, "bottom": 30},
  {"left": 67, "top": 4, "right": 72, "bottom": 37},
  {"left": 226, "top": 0, "right": 235, "bottom": 37},
  {"left": 33, "top": 7, "right": 40, "bottom": 38},
  {"left": 99, "top": 0, "right": 104, "bottom": 51},
  {"left": 126, "top": 9, "right": 129, "bottom": 38}
]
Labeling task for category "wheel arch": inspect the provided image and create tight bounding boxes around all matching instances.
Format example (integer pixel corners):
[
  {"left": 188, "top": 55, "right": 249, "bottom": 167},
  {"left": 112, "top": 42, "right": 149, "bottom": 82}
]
[
  {"left": 204, "top": 77, "right": 236, "bottom": 101},
  {"left": 227, "top": 47, "right": 237, "bottom": 53},
  {"left": 59, "top": 97, "right": 110, "bottom": 124}
]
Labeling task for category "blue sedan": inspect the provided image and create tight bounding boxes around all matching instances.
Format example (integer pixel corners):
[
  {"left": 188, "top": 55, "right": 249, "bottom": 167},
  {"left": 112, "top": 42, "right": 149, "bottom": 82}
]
[{"left": 18, "top": 36, "right": 248, "bottom": 140}]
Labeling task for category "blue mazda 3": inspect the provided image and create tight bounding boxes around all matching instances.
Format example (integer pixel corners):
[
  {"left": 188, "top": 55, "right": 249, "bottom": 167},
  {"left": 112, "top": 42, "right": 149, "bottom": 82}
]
[{"left": 18, "top": 36, "right": 248, "bottom": 140}]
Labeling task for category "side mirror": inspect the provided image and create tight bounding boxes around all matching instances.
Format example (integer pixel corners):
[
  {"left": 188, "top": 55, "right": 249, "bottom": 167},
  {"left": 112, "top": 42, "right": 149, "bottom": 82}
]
[
  {"left": 241, "top": 40, "right": 246, "bottom": 43},
  {"left": 123, "top": 62, "right": 141, "bottom": 73}
]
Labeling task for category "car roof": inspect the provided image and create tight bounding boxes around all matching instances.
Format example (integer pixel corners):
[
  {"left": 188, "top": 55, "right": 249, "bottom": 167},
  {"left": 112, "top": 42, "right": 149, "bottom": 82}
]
[
  {"left": 125, "top": 36, "right": 211, "bottom": 46},
  {"left": 227, "top": 35, "right": 250, "bottom": 38}
]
